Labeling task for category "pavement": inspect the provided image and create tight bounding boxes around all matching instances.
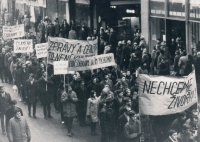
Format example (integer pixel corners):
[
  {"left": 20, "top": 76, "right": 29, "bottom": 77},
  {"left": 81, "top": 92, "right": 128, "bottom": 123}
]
[{"left": 0, "top": 83, "right": 101, "bottom": 142}]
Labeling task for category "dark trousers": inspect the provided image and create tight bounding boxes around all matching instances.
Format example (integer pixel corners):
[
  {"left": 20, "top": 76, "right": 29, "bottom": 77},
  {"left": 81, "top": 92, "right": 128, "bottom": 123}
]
[
  {"left": 43, "top": 104, "right": 51, "bottom": 117},
  {"left": 59, "top": 104, "right": 64, "bottom": 121},
  {"left": 0, "top": 68, "right": 4, "bottom": 82},
  {"left": 77, "top": 103, "right": 86, "bottom": 125},
  {"left": 0, "top": 113, "right": 5, "bottom": 132},
  {"left": 101, "top": 130, "right": 112, "bottom": 142},
  {"left": 21, "top": 88, "right": 26, "bottom": 102},
  {"left": 64, "top": 117, "right": 73, "bottom": 133},
  {"left": 53, "top": 93, "right": 58, "bottom": 111},
  {"left": 28, "top": 102, "right": 36, "bottom": 116},
  {"left": 90, "top": 122, "right": 97, "bottom": 133},
  {"left": 5, "top": 66, "right": 12, "bottom": 83}
]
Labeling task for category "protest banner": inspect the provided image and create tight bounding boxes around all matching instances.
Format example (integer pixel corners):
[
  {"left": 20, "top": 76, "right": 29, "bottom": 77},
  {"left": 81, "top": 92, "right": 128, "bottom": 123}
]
[
  {"left": 138, "top": 70, "right": 198, "bottom": 115},
  {"left": 3, "top": 24, "right": 25, "bottom": 39},
  {"left": 48, "top": 37, "right": 98, "bottom": 65},
  {"left": 14, "top": 39, "right": 33, "bottom": 53},
  {"left": 35, "top": 43, "right": 48, "bottom": 59},
  {"left": 68, "top": 53, "right": 116, "bottom": 71},
  {"left": 54, "top": 61, "right": 74, "bottom": 75}
]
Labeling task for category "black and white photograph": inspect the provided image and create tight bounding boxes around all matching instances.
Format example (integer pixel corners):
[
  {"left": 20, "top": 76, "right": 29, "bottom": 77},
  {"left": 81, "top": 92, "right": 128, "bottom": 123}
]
[{"left": 0, "top": 0, "right": 199, "bottom": 142}]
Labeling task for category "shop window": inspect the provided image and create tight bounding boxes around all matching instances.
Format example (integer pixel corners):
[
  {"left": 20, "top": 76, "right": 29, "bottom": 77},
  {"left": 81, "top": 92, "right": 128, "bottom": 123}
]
[
  {"left": 189, "top": 0, "right": 200, "bottom": 21},
  {"left": 189, "top": 22, "right": 200, "bottom": 53},
  {"left": 150, "top": 0, "right": 165, "bottom": 16},
  {"left": 150, "top": 18, "right": 165, "bottom": 50},
  {"left": 168, "top": 0, "right": 185, "bottom": 18}
]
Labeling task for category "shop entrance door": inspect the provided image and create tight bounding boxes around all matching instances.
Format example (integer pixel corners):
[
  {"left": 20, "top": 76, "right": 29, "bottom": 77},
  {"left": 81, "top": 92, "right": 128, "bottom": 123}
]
[{"left": 166, "top": 20, "right": 186, "bottom": 57}]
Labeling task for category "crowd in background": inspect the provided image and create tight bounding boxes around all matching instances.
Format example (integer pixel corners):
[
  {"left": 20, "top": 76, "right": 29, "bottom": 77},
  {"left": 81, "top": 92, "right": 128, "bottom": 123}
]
[{"left": 0, "top": 11, "right": 199, "bottom": 142}]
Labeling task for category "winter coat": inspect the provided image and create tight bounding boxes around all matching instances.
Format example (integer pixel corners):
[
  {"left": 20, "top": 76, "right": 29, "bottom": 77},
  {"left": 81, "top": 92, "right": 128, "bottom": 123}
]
[
  {"left": 99, "top": 106, "right": 116, "bottom": 133},
  {"left": 114, "top": 97, "right": 123, "bottom": 122},
  {"left": 5, "top": 107, "right": 23, "bottom": 125},
  {"left": 54, "top": 23, "right": 60, "bottom": 35},
  {"left": 170, "top": 118, "right": 185, "bottom": 134},
  {"left": 86, "top": 97, "right": 101, "bottom": 122},
  {"left": 124, "top": 119, "right": 141, "bottom": 142},
  {"left": 26, "top": 79, "right": 38, "bottom": 104},
  {"left": 116, "top": 114, "right": 129, "bottom": 142},
  {"left": 0, "top": 92, "right": 12, "bottom": 114},
  {"left": 177, "top": 132, "right": 195, "bottom": 142},
  {"left": 173, "top": 55, "right": 180, "bottom": 73},
  {"left": 178, "top": 56, "right": 187, "bottom": 75},
  {"left": 68, "top": 30, "right": 77, "bottom": 39},
  {"left": 38, "top": 23, "right": 45, "bottom": 35},
  {"left": 37, "top": 77, "right": 54, "bottom": 105},
  {"left": 23, "top": 18, "right": 30, "bottom": 27},
  {"left": 158, "top": 62, "right": 170, "bottom": 75},
  {"left": 61, "top": 91, "right": 78, "bottom": 118},
  {"left": 100, "top": 79, "right": 113, "bottom": 91},
  {"left": 7, "top": 117, "right": 31, "bottom": 142}
]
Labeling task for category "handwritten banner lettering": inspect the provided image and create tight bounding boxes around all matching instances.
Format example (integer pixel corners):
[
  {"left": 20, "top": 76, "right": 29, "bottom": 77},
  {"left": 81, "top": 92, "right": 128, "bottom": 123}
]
[
  {"left": 138, "top": 71, "right": 198, "bottom": 115},
  {"left": 68, "top": 53, "right": 116, "bottom": 71},
  {"left": 3, "top": 24, "right": 25, "bottom": 39},
  {"left": 14, "top": 40, "right": 33, "bottom": 53},
  {"left": 48, "top": 37, "right": 98, "bottom": 65},
  {"left": 54, "top": 61, "right": 74, "bottom": 75},
  {"left": 35, "top": 43, "right": 48, "bottom": 59}
]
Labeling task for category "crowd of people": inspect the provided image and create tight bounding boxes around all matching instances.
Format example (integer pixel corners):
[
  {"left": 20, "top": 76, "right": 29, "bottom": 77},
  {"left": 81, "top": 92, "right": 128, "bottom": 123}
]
[{"left": 0, "top": 12, "right": 199, "bottom": 142}]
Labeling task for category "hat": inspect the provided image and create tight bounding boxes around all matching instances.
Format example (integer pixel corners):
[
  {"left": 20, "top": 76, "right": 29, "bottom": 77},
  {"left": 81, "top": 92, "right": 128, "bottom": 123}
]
[
  {"left": 128, "top": 110, "right": 136, "bottom": 117},
  {"left": 182, "top": 124, "right": 190, "bottom": 130},
  {"left": 175, "top": 50, "right": 180, "bottom": 55},
  {"left": 29, "top": 73, "right": 34, "bottom": 77},
  {"left": 26, "top": 61, "right": 31, "bottom": 65},
  {"left": 10, "top": 100, "right": 17, "bottom": 105}
]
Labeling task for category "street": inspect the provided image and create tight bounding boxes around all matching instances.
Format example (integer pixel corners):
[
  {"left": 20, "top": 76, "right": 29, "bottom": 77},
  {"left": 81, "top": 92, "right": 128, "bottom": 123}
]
[{"left": 0, "top": 83, "right": 101, "bottom": 142}]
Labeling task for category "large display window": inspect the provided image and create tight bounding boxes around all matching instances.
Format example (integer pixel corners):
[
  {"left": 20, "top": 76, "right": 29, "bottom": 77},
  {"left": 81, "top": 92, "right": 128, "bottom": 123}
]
[
  {"left": 189, "top": 0, "right": 200, "bottom": 21},
  {"left": 150, "top": 18, "right": 165, "bottom": 49},
  {"left": 150, "top": 0, "right": 165, "bottom": 16},
  {"left": 189, "top": 22, "right": 200, "bottom": 53},
  {"left": 168, "top": 0, "right": 185, "bottom": 18}
]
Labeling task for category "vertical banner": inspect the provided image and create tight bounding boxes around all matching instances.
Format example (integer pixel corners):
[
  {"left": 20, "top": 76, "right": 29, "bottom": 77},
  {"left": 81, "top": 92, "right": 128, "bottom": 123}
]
[
  {"left": 138, "top": 71, "right": 198, "bottom": 115},
  {"left": 14, "top": 39, "right": 33, "bottom": 53},
  {"left": 35, "top": 43, "right": 48, "bottom": 59},
  {"left": 3, "top": 24, "right": 25, "bottom": 39},
  {"left": 48, "top": 37, "right": 98, "bottom": 65}
]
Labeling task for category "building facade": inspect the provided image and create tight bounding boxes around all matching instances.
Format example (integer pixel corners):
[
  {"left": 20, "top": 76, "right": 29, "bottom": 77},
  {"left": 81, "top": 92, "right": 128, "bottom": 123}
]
[{"left": 141, "top": 0, "right": 200, "bottom": 54}]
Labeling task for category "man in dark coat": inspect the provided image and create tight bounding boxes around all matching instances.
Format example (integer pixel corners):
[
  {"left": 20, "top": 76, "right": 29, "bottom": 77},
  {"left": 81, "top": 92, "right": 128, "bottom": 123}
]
[
  {"left": 87, "top": 77, "right": 101, "bottom": 97},
  {"left": 26, "top": 73, "right": 38, "bottom": 118},
  {"left": 38, "top": 20, "right": 46, "bottom": 43},
  {"left": 5, "top": 100, "right": 23, "bottom": 132},
  {"left": 0, "top": 50, "right": 5, "bottom": 82},
  {"left": 18, "top": 62, "right": 29, "bottom": 104},
  {"left": 0, "top": 85, "right": 12, "bottom": 135},
  {"left": 74, "top": 79, "right": 87, "bottom": 126},
  {"left": 116, "top": 105, "right": 131, "bottom": 142},
  {"left": 38, "top": 71, "right": 54, "bottom": 119},
  {"left": 170, "top": 111, "right": 187, "bottom": 134},
  {"left": 99, "top": 99, "right": 116, "bottom": 142},
  {"left": 173, "top": 50, "right": 180, "bottom": 76},
  {"left": 163, "top": 129, "right": 178, "bottom": 142},
  {"left": 61, "top": 19, "right": 69, "bottom": 38}
]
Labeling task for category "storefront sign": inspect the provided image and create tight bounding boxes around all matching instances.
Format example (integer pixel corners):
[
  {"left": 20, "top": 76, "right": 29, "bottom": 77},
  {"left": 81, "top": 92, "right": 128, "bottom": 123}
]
[
  {"left": 35, "top": 43, "right": 48, "bottom": 59},
  {"left": 14, "top": 39, "right": 33, "bottom": 53},
  {"left": 3, "top": 24, "right": 25, "bottom": 39},
  {"left": 16, "top": 0, "right": 46, "bottom": 8},
  {"left": 48, "top": 37, "right": 98, "bottom": 65},
  {"left": 68, "top": 53, "right": 116, "bottom": 71},
  {"left": 138, "top": 71, "right": 198, "bottom": 115}
]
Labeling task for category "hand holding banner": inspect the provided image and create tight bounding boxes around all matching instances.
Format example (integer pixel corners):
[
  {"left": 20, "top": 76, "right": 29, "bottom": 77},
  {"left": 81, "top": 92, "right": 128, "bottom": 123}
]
[
  {"left": 35, "top": 43, "right": 48, "bottom": 59},
  {"left": 14, "top": 39, "right": 33, "bottom": 53}
]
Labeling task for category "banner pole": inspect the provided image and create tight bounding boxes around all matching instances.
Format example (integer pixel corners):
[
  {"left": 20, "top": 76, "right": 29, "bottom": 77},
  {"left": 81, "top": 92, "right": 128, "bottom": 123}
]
[
  {"left": 64, "top": 74, "right": 65, "bottom": 91},
  {"left": 46, "top": 57, "right": 48, "bottom": 91}
]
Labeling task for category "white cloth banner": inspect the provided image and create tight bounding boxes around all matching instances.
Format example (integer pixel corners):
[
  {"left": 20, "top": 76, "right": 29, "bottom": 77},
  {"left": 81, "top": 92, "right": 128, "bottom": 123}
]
[
  {"left": 14, "top": 39, "right": 33, "bottom": 53},
  {"left": 68, "top": 53, "right": 116, "bottom": 71},
  {"left": 48, "top": 37, "right": 98, "bottom": 65},
  {"left": 3, "top": 24, "right": 25, "bottom": 39},
  {"left": 138, "top": 70, "right": 198, "bottom": 115},
  {"left": 54, "top": 61, "right": 74, "bottom": 75},
  {"left": 35, "top": 43, "right": 48, "bottom": 59},
  {"left": 16, "top": 0, "right": 46, "bottom": 7}
]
